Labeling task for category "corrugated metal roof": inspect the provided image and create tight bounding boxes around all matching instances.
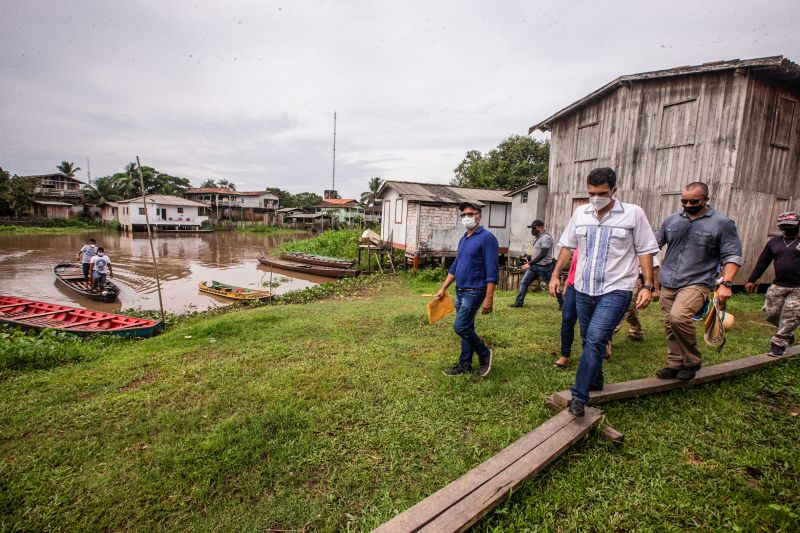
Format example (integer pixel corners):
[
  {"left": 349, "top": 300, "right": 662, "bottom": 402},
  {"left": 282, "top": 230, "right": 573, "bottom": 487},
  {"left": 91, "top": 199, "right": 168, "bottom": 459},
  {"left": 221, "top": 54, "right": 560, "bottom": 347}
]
[
  {"left": 33, "top": 200, "right": 73, "bottom": 206},
  {"left": 530, "top": 55, "right": 800, "bottom": 132},
  {"left": 116, "top": 195, "right": 208, "bottom": 207},
  {"left": 378, "top": 180, "right": 511, "bottom": 205}
]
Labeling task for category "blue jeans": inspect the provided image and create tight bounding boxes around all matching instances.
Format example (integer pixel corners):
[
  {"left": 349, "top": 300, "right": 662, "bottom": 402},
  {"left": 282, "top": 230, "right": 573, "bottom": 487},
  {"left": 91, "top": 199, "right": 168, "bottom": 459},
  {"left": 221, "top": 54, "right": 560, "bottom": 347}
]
[
  {"left": 515, "top": 263, "right": 563, "bottom": 306},
  {"left": 560, "top": 285, "right": 578, "bottom": 357},
  {"left": 571, "top": 290, "right": 632, "bottom": 403},
  {"left": 454, "top": 288, "right": 490, "bottom": 367}
]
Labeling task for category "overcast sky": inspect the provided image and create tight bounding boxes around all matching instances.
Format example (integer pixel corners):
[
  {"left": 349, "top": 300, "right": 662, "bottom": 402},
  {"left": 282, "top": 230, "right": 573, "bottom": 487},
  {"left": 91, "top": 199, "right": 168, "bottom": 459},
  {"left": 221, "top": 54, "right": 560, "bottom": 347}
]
[{"left": 1, "top": 1, "right": 798, "bottom": 199}]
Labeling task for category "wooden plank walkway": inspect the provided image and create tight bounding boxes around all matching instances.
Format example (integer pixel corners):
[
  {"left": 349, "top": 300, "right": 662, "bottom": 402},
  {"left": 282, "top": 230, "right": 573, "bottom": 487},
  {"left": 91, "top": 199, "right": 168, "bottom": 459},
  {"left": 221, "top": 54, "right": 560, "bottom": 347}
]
[
  {"left": 550, "top": 345, "right": 800, "bottom": 409},
  {"left": 373, "top": 407, "right": 602, "bottom": 533}
]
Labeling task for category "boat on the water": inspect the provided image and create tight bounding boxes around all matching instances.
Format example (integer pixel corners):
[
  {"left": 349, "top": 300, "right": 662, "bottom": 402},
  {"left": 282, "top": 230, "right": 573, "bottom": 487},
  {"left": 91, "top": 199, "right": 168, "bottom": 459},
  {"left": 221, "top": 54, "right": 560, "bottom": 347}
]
[
  {"left": 257, "top": 254, "right": 359, "bottom": 278},
  {"left": 198, "top": 281, "right": 272, "bottom": 301},
  {"left": 0, "top": 295, "right": 163, "bottom": 338},
  {"left": 53, "top": 262, "right": 121, "bottom": 302},
  {"left": 280, "top": 252, "right": 354, "bottom": 269}
]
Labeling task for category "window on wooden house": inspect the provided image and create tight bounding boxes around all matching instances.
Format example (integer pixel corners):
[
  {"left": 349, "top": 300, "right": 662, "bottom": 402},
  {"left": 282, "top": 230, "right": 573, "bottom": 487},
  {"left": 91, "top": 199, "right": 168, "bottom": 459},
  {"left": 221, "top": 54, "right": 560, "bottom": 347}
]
[
  {"left": 138, "top": 208, "right": 146, "bottom": 215},
  {"left": 488, "top": 203, "right": 507, "bottom": 228},
  {"left": 395, "top": 198, "right": 403, "bottom": 223},
  {"left": 771, "top": 97, "right": 796, "bottom": 149},
  {"left": 520, "top": 192, "right": 528, "bottom": 203},
  {"left": 177, "top": 207, "right": 184, "bottom": 213},
  {"left": 658, "top": 97, "right": 699, "bottom": 148},
  {"left": 574, "top": 106, "right": 600, "bottom": 162}
]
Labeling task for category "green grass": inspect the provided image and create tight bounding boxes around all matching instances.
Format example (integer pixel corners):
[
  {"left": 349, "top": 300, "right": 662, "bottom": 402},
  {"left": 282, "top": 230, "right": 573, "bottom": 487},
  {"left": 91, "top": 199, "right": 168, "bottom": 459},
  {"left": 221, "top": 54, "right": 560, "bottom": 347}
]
[
  {"left": 0, "top": 224, "right": 102, "bottom": 234},
  {"left": 277, "top": 228, "right": 361, "bottom": 260},
  {"left": 0, "top": 281, "right": 798, "bottom": 531},
  {"left": 233, "top": 225, "right": 304, "bottom": 235}
]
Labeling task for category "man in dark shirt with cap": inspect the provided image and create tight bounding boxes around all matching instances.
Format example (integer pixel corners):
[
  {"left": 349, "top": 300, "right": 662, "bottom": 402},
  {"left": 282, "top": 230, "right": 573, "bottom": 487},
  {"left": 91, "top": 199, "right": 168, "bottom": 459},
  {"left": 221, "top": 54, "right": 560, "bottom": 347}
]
[
  {"left": 435, "top": 201, "right": 499, "bottom": 377},
  {"left": 509, "top": 219, "right": 563, "bottom": 309},
  {"left": 745, "top": 211, "right": 800, "bottom": 356}
]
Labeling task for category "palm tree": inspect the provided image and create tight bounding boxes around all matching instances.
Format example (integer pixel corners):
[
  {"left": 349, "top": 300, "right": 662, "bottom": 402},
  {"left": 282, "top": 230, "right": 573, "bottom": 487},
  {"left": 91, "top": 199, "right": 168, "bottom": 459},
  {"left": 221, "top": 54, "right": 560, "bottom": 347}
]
[
  {"left": 360, "top": 177, "right": 384, "bottom": 206},
  {"left": 199, "top": 178, "right": 217, "bottom": 188},
  {"left": 83, "top": 177, "right": 122, "bottom": 206},
  {"left": 57, "top": 161, "right": 81, "bottom": 179},
  {"left": 217, "top": 178, "right": 236, "bottom": 190}
]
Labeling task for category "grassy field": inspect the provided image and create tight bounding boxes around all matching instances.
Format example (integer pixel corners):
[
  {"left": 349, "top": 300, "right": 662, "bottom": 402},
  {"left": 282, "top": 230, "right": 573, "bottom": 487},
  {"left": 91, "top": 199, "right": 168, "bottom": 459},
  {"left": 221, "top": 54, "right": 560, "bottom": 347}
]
[
  {"left": 1, "top": 277, "right": 798, "bottom": 531},
  {"left": 0, "top": 223, "right": 103, "bottom": 234},
  {"left": 233, "top": 225, "right": 305, "bottom": 235}
]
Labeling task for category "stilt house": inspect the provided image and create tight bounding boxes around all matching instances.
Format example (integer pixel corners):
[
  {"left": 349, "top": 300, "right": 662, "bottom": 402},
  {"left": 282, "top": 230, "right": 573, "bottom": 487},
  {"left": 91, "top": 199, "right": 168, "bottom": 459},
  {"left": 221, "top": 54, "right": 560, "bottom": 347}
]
[{"left": 530, "top": 56, "right": 800, "bottom": 284}]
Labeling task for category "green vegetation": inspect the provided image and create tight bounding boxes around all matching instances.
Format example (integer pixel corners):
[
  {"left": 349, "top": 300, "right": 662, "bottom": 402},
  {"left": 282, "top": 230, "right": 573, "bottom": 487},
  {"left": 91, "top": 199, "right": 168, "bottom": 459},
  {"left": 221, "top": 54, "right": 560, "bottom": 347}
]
[
  {"left": 0, "top": 218, "right": 106, "bottom": 234},
  {"left": 0, "top": 166, "right": 36, "bottom": 217},
  {"left": 452, "top": 134, "right": 550, "bottom": 190},
  {"left": 0, "top": 278, "right": 797, "bottom": 531},
  {"left": 277, "top": 228, "right": 361, "bottom": 260},
  {"left": 233, "top": 225, "right": 304, "bottom": 235}
]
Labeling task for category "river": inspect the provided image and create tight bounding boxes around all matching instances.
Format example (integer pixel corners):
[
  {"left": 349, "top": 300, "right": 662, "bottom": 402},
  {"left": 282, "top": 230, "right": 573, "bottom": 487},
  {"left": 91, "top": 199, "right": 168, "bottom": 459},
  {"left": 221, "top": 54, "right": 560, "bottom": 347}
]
[{"left": 0, "top": 230, "right": 332, "bottom": 313}]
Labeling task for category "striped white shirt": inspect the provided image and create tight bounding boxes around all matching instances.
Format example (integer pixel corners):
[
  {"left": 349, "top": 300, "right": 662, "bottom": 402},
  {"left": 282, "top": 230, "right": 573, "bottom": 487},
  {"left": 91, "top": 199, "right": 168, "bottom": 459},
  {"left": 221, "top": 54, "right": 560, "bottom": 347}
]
[{"left": 558, "top": 201, "right": 659, "bottom": 296}]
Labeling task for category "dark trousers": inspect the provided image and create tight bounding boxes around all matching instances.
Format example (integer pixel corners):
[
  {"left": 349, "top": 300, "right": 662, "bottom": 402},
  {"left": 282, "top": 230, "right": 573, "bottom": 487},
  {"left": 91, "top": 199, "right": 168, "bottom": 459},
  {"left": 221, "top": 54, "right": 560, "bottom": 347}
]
[
  {"left": 454, "top": 288, "right": 490, "bottom": 367},
  {"left": 560, "top": 285, "right": 578, "bottom": 357},
  {"left": 515, "top": 263, "right": 563, "bottom": 306}
]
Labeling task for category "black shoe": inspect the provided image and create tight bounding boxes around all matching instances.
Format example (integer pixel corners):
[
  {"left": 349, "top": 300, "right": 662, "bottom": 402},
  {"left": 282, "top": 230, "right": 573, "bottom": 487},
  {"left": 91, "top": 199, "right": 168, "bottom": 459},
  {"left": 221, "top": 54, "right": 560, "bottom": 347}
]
[
  {"left": 589, "top": 383, "right": 603, "bottom": 391},
  {"left": 567, "top": 399, "right": 585, "bottom": 417},
  {"left": 656, "top": 367, "right": 681, "bottom": 379},
  {"left": 477, "top": 349, "right": 493, "bottom": 377},
  {"left": 676, "top": 365, "right": 701, "bottom": 381},
  {"left": 768, "top": 343, "right": 786, "bottom": 357},
  {"left": 443, "top": 364, "right": 472, "bottom": 376},
  {"left": 788, "top": 334, "right": 796, "bottom": 346},
  {"left": 508, "top": 303, "right": 523, "bottom": 308}
]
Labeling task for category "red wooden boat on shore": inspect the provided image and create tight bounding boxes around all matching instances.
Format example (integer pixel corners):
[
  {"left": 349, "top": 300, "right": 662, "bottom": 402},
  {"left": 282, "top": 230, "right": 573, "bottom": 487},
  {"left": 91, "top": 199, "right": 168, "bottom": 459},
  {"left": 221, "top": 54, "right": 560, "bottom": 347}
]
[{"left": 0, "top": 295, "right": 164, "bottom": 338}]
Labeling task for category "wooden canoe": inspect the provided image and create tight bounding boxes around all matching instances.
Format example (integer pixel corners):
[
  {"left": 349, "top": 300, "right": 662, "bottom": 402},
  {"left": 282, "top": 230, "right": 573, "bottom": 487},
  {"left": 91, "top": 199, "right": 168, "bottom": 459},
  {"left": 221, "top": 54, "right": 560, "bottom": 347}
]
[
  {"left": 0, "top": 295, "right": 163, "bottom": 338},
  {"left": 257, "top": 254, "right": 359, "bottom": 278},
  {"left": 279, "top": 252, "right": 354, "bottom": 269},
  {"left": 198, "top": 281, "right": 272, "bottom": 301},
  {"left": 53, "top": 262, "right": 120, "bottom": 303}
]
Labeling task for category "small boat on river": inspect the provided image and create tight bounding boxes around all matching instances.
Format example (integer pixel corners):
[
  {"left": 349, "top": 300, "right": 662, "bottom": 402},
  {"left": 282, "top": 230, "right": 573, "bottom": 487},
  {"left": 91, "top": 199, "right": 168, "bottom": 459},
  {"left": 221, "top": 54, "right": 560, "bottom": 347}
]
[
  {"left": 257, "top": 254, "right": 359, "bottom": 279},
  {"left": 280, "top": 252, "right": 355, "bottom": 269},
  {"left": 53, "top": 262, "right": 120, "bottom": 303},
  {"left": 198, "top": 281, "right": 272, "bottom": 301},
  {"left": 0, "top": 295, "right": 163, "bottom": 338}
]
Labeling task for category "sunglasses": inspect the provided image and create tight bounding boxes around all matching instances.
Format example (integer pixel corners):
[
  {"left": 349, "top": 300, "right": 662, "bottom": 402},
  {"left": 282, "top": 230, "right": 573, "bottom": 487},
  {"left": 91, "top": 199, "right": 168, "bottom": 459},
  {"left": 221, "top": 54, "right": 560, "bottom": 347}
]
[{"left": 680, "top": 198, "right": 704, "bottom": 206}]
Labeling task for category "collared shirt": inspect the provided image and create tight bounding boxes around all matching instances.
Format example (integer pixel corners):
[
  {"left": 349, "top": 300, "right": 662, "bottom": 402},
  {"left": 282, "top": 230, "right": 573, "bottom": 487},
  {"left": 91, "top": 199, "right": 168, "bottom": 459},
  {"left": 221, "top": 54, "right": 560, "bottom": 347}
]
[
  {"left": 558, "top": 201, "right": 659, "bottom": 296},
  {"left": 656, "top": 208, "right": 743, "bottom": 289},
  {"left": 448, "top": 225, "right": 499, "bottom": 289}
]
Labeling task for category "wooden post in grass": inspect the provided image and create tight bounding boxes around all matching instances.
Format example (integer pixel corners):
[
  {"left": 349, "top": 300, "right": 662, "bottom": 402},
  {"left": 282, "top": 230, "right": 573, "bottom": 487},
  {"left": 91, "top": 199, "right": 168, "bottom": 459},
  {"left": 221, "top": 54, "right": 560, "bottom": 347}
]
[{"left": 136, "top": 156, "right": 166, "bottom": 326}]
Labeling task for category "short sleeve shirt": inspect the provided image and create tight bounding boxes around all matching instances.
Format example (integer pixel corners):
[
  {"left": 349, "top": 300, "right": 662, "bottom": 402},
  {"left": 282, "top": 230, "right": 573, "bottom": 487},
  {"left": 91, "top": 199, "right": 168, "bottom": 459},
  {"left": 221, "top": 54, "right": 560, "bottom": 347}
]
[
  {"left": 90, "top": 254, "right": 111, "bottom": 274},
  {"left": 558, "top": 201, "right": 659, "bottom": 296},
  {"left": 530, "top": 233, "right": 555, "bottom": 266},
  {"left": 80, "top": 245, "right": 98, "bottom": 264}
]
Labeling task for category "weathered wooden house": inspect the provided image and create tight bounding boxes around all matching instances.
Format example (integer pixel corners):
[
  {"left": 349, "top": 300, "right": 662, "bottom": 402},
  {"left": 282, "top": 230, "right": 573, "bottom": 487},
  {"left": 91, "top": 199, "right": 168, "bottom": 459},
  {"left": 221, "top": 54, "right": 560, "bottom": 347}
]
[
  {"left": 530, "top": 56, "right": 800, "bottom": 284},
  {"left": 504, "top": 182, "right": 549, "bottom": 258},
  {"left": 376, "top": 180, "right": 511, "bottom": 259}
]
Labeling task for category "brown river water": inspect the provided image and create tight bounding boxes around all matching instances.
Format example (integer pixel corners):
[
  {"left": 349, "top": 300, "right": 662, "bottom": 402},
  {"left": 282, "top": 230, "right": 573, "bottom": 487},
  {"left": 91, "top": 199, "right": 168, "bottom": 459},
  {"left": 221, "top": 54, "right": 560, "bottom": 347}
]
[{"left": 0, "top": 231, "right": 332, "bottom": 313}]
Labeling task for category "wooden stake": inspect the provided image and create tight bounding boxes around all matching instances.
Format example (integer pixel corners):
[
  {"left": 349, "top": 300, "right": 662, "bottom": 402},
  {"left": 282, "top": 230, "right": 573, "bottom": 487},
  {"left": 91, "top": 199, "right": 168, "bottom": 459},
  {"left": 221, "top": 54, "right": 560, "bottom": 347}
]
[{"left": 136, "top": 156, "right": 166, "bottom": 327}]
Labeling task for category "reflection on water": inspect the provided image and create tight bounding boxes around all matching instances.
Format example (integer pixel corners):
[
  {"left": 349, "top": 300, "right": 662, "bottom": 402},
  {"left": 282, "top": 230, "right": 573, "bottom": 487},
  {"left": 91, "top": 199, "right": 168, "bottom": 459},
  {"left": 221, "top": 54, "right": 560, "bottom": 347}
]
[{"left": 0, "top": 230, "right": 328, "bottom": 313}]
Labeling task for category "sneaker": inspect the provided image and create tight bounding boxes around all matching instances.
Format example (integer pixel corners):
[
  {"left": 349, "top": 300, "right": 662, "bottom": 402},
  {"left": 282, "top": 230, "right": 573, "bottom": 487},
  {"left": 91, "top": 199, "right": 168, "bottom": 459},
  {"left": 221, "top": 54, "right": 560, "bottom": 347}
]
[
  {"left": 789, "top": 334, "right": 796, "bottom": 346},
  {"left": 442, "top": 364, "right": 472, "bottom": 376},
  {"left": 567, "top": 399, "right": 585, "bottom": 417},
  {"left": 508, "top": 303, "right": 523, "bottom": 308},
  {"left": 768, "top": 343, "right": 786, "bottom": 357},
  {"left": 478, "top": 349, "right": 493, "bottom": 377},
  {"left": 656, "top": 367, "right": 681, "bottom": 379},
  {"left": 676, "top": 365, "right": 701, "bottom": 381}
]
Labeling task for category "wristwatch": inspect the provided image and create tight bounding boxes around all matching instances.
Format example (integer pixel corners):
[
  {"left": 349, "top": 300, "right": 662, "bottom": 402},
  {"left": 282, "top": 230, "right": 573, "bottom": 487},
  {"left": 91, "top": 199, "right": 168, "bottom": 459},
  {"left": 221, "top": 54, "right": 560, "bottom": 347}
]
[
  {"left": 642, "top": 284, "right": 656, "bottom": 292},
  {"left": 720, "top": 280, "right": 733, "bottom": 288}
]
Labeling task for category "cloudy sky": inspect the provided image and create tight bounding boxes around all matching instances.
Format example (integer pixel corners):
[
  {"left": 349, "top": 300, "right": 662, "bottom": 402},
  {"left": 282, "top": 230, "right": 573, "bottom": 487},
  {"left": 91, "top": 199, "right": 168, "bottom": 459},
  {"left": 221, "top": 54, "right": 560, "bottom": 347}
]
[{"left": 1, "top": 1, "right": 798, "bottom": 199}]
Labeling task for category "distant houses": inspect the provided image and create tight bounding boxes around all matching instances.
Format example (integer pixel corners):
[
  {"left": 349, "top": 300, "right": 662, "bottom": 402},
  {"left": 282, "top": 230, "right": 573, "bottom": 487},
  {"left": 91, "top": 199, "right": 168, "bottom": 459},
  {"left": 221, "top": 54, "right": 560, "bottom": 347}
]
[
  {"left": 116, "top": 195, "right": 210, "bottom": 232},
  {"left": 314, "top": 198, "right": 364, "bottom": 224},
  {"left": 22, "top": 172, "right": 85, "bottom": 219},
  {"left": 184, "top": 188, "right": 279, "bottom": 223}
]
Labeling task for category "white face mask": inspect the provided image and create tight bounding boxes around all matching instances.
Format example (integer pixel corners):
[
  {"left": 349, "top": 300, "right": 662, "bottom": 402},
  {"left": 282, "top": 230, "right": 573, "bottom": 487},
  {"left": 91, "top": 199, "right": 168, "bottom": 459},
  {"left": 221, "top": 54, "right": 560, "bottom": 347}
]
[
  {"left": 461, "top": 215, "right": 477, "bottom": 230},
  {"left": 589, "top": 195, "right": 612, "bottom": 211}
]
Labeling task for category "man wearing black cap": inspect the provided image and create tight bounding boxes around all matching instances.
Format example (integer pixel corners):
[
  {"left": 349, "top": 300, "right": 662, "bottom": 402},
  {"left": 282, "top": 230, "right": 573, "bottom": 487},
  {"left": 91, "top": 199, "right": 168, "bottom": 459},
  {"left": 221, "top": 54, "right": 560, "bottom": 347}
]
[
  {"left": 435, "top": 201, "right": 499, "bottom": 377},
  {"left": 745, "top": 211, "right": 800, "bottom": 356},
  {"left": 509, "top": 219, "right": 563, "bottom": 308}
]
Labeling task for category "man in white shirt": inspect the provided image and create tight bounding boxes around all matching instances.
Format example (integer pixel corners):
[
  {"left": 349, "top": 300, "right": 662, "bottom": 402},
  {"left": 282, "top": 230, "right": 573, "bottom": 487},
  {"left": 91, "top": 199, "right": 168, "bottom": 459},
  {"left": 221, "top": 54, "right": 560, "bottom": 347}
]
[
  {"left": 76, "top": 238, "right": 97, "bottom": 281},
  {"left": 89, "top": 247, "right": 113, "bottom": 290},
  {"left": 549, "top": 167, "right": 659, "bottom": 417}
]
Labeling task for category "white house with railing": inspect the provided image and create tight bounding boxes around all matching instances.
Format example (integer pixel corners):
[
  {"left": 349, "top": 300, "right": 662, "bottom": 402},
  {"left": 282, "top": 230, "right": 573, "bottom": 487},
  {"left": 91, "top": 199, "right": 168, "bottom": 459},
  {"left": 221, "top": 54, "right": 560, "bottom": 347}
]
[{"left": 116, "top": 195, "right": 210, "bottom": 232}]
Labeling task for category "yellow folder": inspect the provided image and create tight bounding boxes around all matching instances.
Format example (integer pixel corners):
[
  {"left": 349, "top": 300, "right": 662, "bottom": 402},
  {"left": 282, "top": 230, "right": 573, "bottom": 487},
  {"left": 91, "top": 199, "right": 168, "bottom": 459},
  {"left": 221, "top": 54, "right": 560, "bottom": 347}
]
[{"left": 427, "top": 293, "right": 455, "bottom": 325}]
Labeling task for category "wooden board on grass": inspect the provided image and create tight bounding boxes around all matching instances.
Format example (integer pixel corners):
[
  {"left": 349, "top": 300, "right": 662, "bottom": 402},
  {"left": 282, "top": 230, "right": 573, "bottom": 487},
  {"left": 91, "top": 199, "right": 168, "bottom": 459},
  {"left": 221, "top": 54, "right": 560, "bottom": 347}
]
[
  {"left": 373, "top": 407, "right": 602, "bottom": 533},
  {"left": 551, "top": 346, "right": 800, "bottom": 408}
]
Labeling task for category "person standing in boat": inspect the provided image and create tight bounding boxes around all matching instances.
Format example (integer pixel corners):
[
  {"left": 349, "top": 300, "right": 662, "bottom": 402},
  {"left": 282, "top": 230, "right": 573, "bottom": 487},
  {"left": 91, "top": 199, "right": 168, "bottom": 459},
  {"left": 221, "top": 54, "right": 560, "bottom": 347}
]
[
  {"left": 89, "top": 247, "right": 113, "bottom": 290},
  {"left": 77, "top": 238, "right": 98, "bottom": 282}
]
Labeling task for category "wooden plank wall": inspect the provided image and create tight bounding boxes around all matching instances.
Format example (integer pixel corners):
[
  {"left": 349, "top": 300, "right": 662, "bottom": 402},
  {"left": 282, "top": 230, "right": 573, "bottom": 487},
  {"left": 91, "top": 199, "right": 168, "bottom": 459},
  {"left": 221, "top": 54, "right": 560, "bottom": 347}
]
[{"left": 544, "top": 69, "right": 800, "bottom": 284}]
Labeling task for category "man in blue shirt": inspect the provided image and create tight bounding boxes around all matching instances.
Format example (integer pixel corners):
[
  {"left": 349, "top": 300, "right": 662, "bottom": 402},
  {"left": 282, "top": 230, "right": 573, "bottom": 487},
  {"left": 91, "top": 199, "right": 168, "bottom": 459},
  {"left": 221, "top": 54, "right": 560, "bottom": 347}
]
[{"left": 435, "top": 201, "right": 499, "bottom": 377}]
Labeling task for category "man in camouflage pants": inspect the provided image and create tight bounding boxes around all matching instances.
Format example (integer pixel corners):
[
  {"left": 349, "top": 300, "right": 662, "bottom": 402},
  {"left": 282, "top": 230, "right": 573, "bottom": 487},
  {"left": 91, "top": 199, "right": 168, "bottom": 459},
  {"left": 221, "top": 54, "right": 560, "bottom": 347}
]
[{"left": 745, "top": 212, "right": 800, "bottom": 356}]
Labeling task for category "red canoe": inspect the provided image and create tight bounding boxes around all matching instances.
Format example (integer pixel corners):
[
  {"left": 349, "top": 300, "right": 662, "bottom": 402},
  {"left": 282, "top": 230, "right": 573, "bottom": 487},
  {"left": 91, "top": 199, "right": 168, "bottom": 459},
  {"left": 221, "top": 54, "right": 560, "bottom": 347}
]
[{"left": 0, "top": 295, "right": 164, "bottom": 338}]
